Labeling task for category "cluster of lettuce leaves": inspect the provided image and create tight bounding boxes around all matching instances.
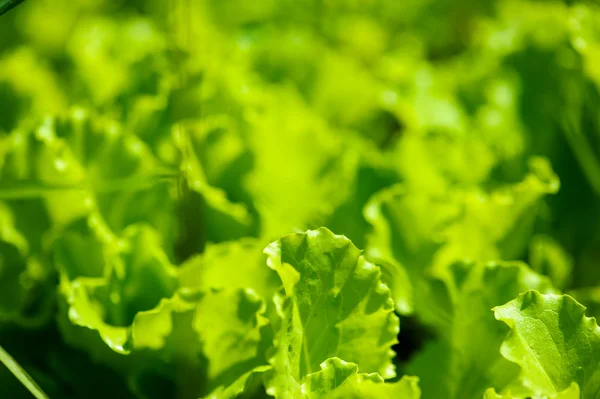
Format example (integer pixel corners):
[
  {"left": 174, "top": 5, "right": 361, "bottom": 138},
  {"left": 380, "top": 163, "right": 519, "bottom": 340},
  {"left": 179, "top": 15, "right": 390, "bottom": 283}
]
[{"left": 2, "top": 0, "right": 600, "bottom": 398}]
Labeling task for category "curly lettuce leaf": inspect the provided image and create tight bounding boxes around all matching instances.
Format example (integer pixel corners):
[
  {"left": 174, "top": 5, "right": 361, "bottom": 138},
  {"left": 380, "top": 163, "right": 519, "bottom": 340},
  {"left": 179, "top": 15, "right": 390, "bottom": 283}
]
[
  {"left": 194, "top": 289, "right": 270, "bottom": 396},
  {"left": 324, "top": 144, "right": 400, "bottom": 249},
  {"left": 408, "top": 261, "right": 556, "bottom": 399},
  {"left": 483, "top": 383, "right": 580, "bottom": 399},
  {"left": 173, "top": 124, "right": 255, "bottom": 257},
  {"left": 130, "top": 288, "right": 274, "bottom": 399},
  {"left": 56, "top": 222, "right": 178, "bottom": 354},
  {"left": 264, "top": 228, "right": 399, "bottom": 397},
  {"left": 303, "top": 357, "right": 420, "bottom": 399},
  {"left": 0, "top": 110, "right": 179, "bottom": 246},
  {"left": 393, "top": 131, "right": 496, "bottom": 193},
  {"left": 494, "top": 291, "right": 600, "bottom": 398},
  {"left": 56, "top": 217, "right": 275, "bottom": 398},
  {"left": 185, "top": 116, "right": 253, "bottom": 208},
  {"left": 365, "top": 157, "right": 559, "bottom": 326},
  {"left": 179, "top": 238, "right": 280, "bottom": 301},
  {"left": 202, "top": 366, "right": 271, "bottom": 399}
]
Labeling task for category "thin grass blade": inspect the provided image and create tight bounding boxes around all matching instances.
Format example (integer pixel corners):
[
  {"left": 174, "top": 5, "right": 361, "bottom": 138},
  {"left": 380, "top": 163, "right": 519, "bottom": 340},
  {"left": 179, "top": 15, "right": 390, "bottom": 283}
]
[
  {"left": 0, "top": 0, "right": 26, "bottom": 16},
  {"left": 0, "top": 345, "right": 49, "bottom": 399}
]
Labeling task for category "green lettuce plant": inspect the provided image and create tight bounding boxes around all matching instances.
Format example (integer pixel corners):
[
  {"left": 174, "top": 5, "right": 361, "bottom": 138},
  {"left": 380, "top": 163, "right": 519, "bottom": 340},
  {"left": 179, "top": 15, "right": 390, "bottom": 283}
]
[{"left": 2, "top": 1, "right": 600, "bottom": 398}]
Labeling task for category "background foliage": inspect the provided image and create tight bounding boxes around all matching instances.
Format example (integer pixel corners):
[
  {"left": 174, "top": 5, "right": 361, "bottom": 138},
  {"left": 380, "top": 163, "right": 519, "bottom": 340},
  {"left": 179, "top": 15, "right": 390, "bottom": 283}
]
[{"left": 2, "top": 0, "right": 600, "bottom": 398}]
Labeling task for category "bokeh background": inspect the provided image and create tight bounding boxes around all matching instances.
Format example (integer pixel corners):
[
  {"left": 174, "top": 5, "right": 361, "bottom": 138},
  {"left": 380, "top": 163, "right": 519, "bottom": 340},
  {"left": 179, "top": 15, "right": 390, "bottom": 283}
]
[{"left": 1, "top": 0, "right": 600, "bottom": 398}]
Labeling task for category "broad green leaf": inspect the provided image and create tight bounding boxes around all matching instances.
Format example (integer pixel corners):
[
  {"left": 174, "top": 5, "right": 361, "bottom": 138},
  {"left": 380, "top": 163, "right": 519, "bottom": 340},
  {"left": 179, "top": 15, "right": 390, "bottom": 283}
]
[
  {"left": 408, "top": 262, "right": 556, "bottom": 399},
  {"left": 364, "top": 183, "right": 457, "bottom": 274},
  {"left": 52, "top": 212, "right": 118, "bottom": 280},
  {"left": 57, "top": 222, "right": 178, "bottom": 354},
  {"left": 483, "top": 388, "right": 512, "bottom": 399},
  {"left": 494, "top": 291, "right": 600, "bottom": 398},
  {"left": 185, "top": 116, "right": 253, "bottom": 207},
  {"left": 173, "top": 124, "right": 255, "bottom": 256},
  {"left": 194, "top": 289, "right": 270, "bottom": 395},
  {"left": 483, "top": 382, "right": 580, "bottom": 399},
  {"left": 374, "top": 257, "right": 414, "bottom": 316},
  {"left": 2, "top": 1, "right": 600, "bottom": 398},
  {"left": 393, "top": 131, "right": 496, "bottom": 194},
  {"left": 53, "top": 109, "right": 179, "bottom": 244},
  {"left": 365, "top": 157, "right": 559, "bottom": 328},
  {"left": 117, "top": 226, "right": 178, "bottom": 319},
  {"left": 1, "top": 110, "right": 179, "bottom": 246},
  {"left": 131, "top": 288, "right": 273, "bottom": 399},
  {"left": 179, "top": 239, "right": 280, "bottom": 301},
  {"left": 57, "top": 217, "right": 273, "bottom": 397},
  {"left": 130, "top": 294, "right": 197, "bottom": 353},
  {"left": 175, "top": 181, "right": 255, "bottom": 260},
  {"left": 324, "top": 148, "right": 400, "bottom": 249},
  {"left": 303, "top": 357, "right": 420, "bottom": 399},
  {"left": 203, "top": 366, "right": 271, "bottom": 399},
  {"left": 194, "top": 289, "right": 268, "bottom": 381},
  {"left": 264, "top": 228, "right": 398, "bottom": 397},
  {"left": 367, "top": 157, "right": 559, "bottom": 274},
  {"left": 59, "top": 276, "right": 130, "bottom": 354},
  {"left": 242, "top": 88, "right": 357, "bottom": 240},
  {"left": 432, "top": 157, "right": 559, "bottom": 275},
  {"left": 364, "top": 183, "right": 456, "bottom": 320}
]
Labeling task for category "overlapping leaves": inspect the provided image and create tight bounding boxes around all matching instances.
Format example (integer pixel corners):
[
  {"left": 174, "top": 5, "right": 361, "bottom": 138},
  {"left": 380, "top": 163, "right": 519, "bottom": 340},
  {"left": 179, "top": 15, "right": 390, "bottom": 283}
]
[{"left": 3, "top": 1, "right": 600, "bottom": 399}]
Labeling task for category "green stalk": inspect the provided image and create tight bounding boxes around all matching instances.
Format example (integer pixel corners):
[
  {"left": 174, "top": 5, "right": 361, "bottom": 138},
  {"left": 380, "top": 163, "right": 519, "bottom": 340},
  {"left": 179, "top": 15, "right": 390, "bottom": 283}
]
[
  {"left": 0, "top": 0, "right": 26, "bottom": 16},
  {"left": 0, "top": 345, "right": 49, "bottom": 399}
]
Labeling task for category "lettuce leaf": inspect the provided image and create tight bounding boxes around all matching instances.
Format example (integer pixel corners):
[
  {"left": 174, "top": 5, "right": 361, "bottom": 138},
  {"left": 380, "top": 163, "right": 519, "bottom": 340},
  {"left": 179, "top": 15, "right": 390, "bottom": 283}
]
[
  {"left": 494, "top": 291, "right": 600, "bottom": 398},
  {"left": 303, "top": 357, "right": 420, "bottom": 399},
  {"left": 264, "top": 228, "right": 399, "bottom": 396},
  {"left": 408, "top": 261, "right": 556, "bottom": 399}
]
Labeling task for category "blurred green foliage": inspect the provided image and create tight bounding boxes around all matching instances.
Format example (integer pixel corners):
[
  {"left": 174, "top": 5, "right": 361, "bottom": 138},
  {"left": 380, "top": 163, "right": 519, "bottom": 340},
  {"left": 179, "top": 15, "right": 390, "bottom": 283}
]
[{"left": 2, "top": 0, "right": 600, "bottom": 398}]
